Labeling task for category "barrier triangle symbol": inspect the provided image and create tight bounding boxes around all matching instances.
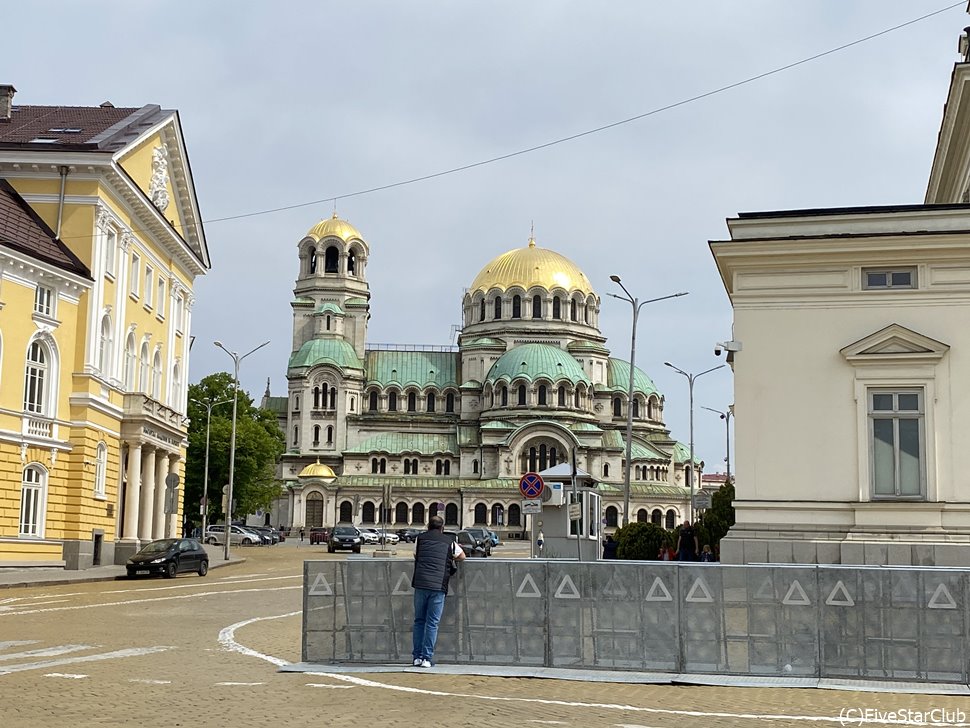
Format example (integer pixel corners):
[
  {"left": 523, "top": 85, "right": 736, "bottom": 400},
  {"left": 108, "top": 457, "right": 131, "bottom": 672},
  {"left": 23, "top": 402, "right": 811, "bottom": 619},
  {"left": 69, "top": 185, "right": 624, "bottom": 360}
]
[
  {"left": 515, "top": 573, "right": 541, "bottom": 598},
  {"left": 754, "top": 576, "right": 774, "bottom": 600},
  {"left": 602, "top": 574, "right": 628, "bottom": 598},
  {"left": 392, "top": 572, "right": 414, "bottom": 595},
  {"left": 466, "top": 570, "right": 488, "bottom": 593},
  {"left": 927, "top": 582, "right": 958, "bottom": 610},
  {"left": 685, "top": 577, "right": 714, "bottom": 603},
  {"left": 782, "top": 579, "right": 811, "bottom": 606},
  {"left": 309, "top": 573, "right": 333, "bottom": 596},
  {"left": 825, "top": 580, "right": 854, "bottom": 607},
  {"left": 645, "top": 576, "right": 673, "bottom": 602},
  {"left": 554, "top": 574, "right": 581, "bottom": 599}
]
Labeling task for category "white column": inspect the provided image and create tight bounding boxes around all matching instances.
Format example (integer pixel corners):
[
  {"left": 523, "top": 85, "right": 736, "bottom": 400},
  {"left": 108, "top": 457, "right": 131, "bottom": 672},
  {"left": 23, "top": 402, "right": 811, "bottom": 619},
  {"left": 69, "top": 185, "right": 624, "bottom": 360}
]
[
  {"left": 122, "top": 442, "right": 142, "bottom": 542},
  {"left": 154, "top": 453, "right": 170, "bottom": 538},
  {"left": 167, "top": 455, "right": 181, "bottom": 537},
  {"left": 139, "top": 447, "right": 156, "bottom": 541}
]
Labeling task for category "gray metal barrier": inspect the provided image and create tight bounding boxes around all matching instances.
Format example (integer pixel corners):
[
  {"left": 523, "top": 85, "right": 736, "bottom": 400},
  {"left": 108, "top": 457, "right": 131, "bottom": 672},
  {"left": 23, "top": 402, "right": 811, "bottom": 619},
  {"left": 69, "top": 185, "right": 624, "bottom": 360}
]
[{"left": 303, "top": 559, "right": 970, "bottom": 684}]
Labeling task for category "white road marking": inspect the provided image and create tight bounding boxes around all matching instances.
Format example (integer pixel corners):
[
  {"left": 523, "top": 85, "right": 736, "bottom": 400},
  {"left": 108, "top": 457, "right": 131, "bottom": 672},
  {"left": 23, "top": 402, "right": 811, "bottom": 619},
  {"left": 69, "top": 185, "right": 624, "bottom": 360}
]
[
  {"left": 0, "top": 640, "right": 37, "bottom": 650},
  {"left": 102, "top": 574, "right": 298, "bottom": 595},
  {"left": 528, "top": 722, "right": 569, "bottom": 725},
  {"left": 220, "top": 573, "right": 268, "bottom": 580},
  {"left": 129, "top": 679, "right": 171, "bottom": 685},
  {"left": 0, "top": 646, "right": 172, "bottom": 676},
  {"left": 216, "top": 682, "right": 264, "bottom": 686},
  {"left": 306, "top": 683, "right": 353, "bottom": 689},
  {"left": 0, "top": 644, "right": 93, "bottom": 661},
  {"left": 44, "top": 673, "right": 87, "bottom": 679},
  {"left": 217, "top": 612, "right": 299, "bottom": 667},
  {"left": 0, "top": 599, "right": 69, "bottom": 610}
]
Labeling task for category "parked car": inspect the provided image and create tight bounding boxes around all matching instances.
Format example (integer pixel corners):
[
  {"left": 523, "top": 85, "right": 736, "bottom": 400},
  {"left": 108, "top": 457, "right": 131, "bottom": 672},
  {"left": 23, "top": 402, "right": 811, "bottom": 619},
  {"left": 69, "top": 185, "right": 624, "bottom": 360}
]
[
  {"left": 358, "top": 528, "right": 380, "bottom": 545},
  {"left": 377, "top": 530, "right": 399, "bottom": 545},
  {"left": 242, "top": 526, "right": 270, "bottom": 545},
  {"left": 462, "top": 527, "right": 493, "bottom": 555},
  {"left": 309, "top": 527, "right": 331, "bottom": 545},
  {"left": 396, "top": 528, "right": 422, "bottom": 542},
  {"left": 486, "top": 529, "right": 500, "bottom": 548},
  {"left": 204, "top": 525, "right": 260, "bottom": 546},
  {"left": 445, "top": 530, "right": 489, "bottom": 558},
  {"left": 328, "top": 525, "right": 362, "bottom": 553},
  {"left": 250, "top": 526, "right": 280, "bottom": 544},
  {"left": 126, "top": 538, "right": 209, "bottom": 579}
]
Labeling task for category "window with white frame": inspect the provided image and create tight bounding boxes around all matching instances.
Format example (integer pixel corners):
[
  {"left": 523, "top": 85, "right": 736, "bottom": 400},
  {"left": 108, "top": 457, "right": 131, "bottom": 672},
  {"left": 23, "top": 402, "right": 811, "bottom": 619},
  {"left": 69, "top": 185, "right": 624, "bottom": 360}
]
[
  {"left": 130, "top": 254, "right": 141, "bottom": 297},
  {"left": 123, "top": 333, "right": 136, "bottom": 390},
  {"left": 175, "top": 295, "right": 184, "bottom": 334},
  {"left": 152, "top": 350, "right": 162, "bottom": 400},
  {"left": 139, "top": 343, "right": 150, "bottom": 393},
  {"left": 34, "top": 285, "right": 54, "bottom": 317},
  {"left": 20, "top": 465, "right": 46, "bottom": 537},
  {"left": 94, "top": 442, "right": 107, "bottom": 498},
  {"left": 23, "top": 341, "right": 48, "bottom": 414},
  {"left": 863, "top": 267, "right": 917, "bottom": 290},
  {"left": 104, "top": 228, "right": 117, "bottom": 277},
  {"left": 144, "top": 266, "right": 154, "bottom": 308},
  {"left": 156, "top": 277, "right": 166, "bottom": 318},
  {"left": 97, "top": 315, "right": 112, "bottom": 375},
  {"left": 869, "top": 388, "right": 925, "bottom": 498},
  {"left": 172, "top": 362, "right": 182, "bottom": 409}
]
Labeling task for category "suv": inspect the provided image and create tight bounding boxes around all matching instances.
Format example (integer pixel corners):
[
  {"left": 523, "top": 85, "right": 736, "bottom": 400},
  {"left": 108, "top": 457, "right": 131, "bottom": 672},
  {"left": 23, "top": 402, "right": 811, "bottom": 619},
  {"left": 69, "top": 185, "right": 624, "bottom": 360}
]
[
  {"left": 309, "top": 527, "right": 330, "bottom": 545},
  {"left": 328, "top": 525, "right": 362, "bottom": 553},
  {"left": 445, "top": 530, "right": 489, "bottom": 558},
  {"left": 463, "top": 527, "right": 493, "bottom": 555}
]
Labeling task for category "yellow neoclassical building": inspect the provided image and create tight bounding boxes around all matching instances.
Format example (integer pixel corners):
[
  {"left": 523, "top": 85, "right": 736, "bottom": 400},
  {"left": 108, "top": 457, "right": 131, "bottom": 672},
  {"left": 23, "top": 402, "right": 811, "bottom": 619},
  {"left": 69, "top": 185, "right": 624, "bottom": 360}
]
[{"left": 0, "top": 85, "right": 210, "bottom": 568}]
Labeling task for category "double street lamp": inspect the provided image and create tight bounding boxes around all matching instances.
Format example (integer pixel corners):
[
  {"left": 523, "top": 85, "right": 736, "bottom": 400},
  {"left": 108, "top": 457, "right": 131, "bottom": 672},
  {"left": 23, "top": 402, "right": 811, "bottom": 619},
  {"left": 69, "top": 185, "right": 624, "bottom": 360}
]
[
  {"left": 214, "top": 339, "right": 270, "bottom": 561},
  {"left": 664, "top": 362, "right": 725, "bottom": 522},
  {"left": 609, "top": 276, "right": 688, "bottom": 526},
  {"left": 701, "top": 404, "right": 734, "bottom": 484},
  {"left": 189, "top": 396, "right": 232, "bottom": 541}
]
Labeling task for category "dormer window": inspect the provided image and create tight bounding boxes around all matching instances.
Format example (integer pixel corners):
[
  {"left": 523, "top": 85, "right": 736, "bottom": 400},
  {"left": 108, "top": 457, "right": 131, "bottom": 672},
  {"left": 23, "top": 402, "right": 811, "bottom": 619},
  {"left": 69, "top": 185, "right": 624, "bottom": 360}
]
[{"left": 863, "top": 267, "right": 916, "bottom": 290}]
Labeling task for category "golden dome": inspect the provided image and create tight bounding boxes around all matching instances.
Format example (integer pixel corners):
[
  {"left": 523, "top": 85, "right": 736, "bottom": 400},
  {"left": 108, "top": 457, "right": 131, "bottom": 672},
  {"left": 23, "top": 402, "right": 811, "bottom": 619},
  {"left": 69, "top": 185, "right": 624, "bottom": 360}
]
[
  {"left": 306, "top": 213, "right": 363, "bottom": 242},
  {"left": 298, "top": 460, "right": 337, "bottom": 480},
  {"left": 469, "top": 237, "right": 595, "bottom": 295}
]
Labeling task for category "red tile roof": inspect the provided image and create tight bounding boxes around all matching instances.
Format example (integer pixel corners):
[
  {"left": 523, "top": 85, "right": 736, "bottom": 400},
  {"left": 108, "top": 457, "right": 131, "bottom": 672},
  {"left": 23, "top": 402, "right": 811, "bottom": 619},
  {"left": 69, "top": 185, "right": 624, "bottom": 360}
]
[
  {"left": 0, "top": 104, "right": 171, "bottom": 151},
  {"left": 0, "top": 179, "right": 90, "bottom": 277}
]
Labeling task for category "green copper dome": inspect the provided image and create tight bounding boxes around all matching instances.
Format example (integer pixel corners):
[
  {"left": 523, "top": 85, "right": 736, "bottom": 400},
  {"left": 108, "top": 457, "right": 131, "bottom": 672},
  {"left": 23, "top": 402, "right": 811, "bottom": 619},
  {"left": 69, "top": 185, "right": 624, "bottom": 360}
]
[
  {"left": 485, "top": 344, "right": 590, "bottom": 386},
  {"left": 313, "top": 302, "right": 344, "bottom": 315},
  {"left": 288, "top": 338, "right": 363, "bottom": 370},
  {"left": 606, "top": 358, "right": 658, "bottom": 397}
]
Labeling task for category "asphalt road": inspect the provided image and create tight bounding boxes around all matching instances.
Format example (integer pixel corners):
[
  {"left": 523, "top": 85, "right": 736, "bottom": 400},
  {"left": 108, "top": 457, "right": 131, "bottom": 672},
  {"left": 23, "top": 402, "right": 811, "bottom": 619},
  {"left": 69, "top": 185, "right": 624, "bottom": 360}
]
[{"left": 2, "top": 541, "right": 968, "bottom": 728}]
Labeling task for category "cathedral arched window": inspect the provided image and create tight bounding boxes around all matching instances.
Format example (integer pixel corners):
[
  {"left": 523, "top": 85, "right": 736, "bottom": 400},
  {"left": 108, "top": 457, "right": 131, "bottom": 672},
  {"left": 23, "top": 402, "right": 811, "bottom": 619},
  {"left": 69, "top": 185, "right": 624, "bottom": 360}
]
[
  {"left": 538, "top": 385, "right": 547, "bottom": 405},
  {"left": 532, "top": 295, "right": 541, "bottom": 318},
  {"left": 605, "top": 506, "right": 618, "bottom": 527},
  {"left": 584, "top": 306, "right": 591, "bottom": 324},
  {"left": 501, "top": 386, "right": 508, "bottom": 407},
  {"left": 312, "top": 425, "right": 320, "bottom": 446},
  {"left": 427, "top": 392, "right": 436, "bottom": 413},
  {"left": 445, "top": 503, "right": 459, "bottom": 526},
  {"left": 292, "top": 426, "right": 299, "bottom": 446},
  {"left": 324, "top": 246, "right": 339, "bottom": 273},
  {"left": 395, "top": 502, "right": 409, "bottom": 523},
  {"left": 552, "top": 297, "right": 561, "bottom": 319},
  {"left": 512, "top": 295, "right": 521, "bottom": 319},
  {"left": 651, "top": 509, "right": 662, "bottom": 525},
  {"left": 632, "top": 398, "right": 639, "bottom": 418},
  {"left": 308, "top": 249, "right": 317, "bottom": 274},
  {"left": 313, "top": 386, "right": 320, "bottom": 409},
  {"left": 517, "top": 385, "right": 526, "bottom": 406},
  {"left": 388, "top": 391, "right": 397, "bottom": 412},
  {"left": 326, "top": 315, "right": 331, "bottom": 331},
  {"left": 435, "top": 459, "right": 443, "bottom": 475},
  {"left": 472, "top": 459, "right": 479, "bottom": 474},
  {"left": 558, "top": 386, "right": 566, "bottom": 406},
  {"left": 603, "top": 463, "right": 610, "bottom": 478},
  {"left": 407, "top": 392, "right": 416, "bottom": 412},
  {"left": 329, "top": 387, "right": 337, "bottom": 410},
  {"left": 412, "top": 502, "right": 425, "bottom": 524},
  {"left": 570, "top": 299, "right": 577, "bottom": 322},
  {"left": 446, "top": 392, "right": 455, "bottom": 413},
  {"left": 491, "top": 503, "right": 504, "bottom": 526},
  {"left": 380, "top": 458, "right": 386, "bottom": 474},
  {"left": 493, "top": 296, "right": 502, "bottom": 320},
  {"left": 479, "top": 299, "right": 486, "bottom": 322},
  {"left": 326, "top": 426, "right": 333, "bottom": 444},
  {"left": 369, "top": 391, "right": 378, "bottom": 411},
  {"left": 574, "top": 390, "right": 580, "bottom": 408},
  {"left": 347, "top": 250, "right": 356, "bottom": 276},
  {"left": 362, "top": 501, "right": 375, "bottom": 523},
  {"left": 404, "top": 459, "right": 412, "bottom": 475},
  {"left": 474, "top": 503, "right": 487, "bottom": 525},
  {"left": 371, "top": 458, "right": 379, "bottom": 474},
  {"left": 508, "top": 503, "right": 521, "bottom": 527},
  {"left": 613, "top": 397, "right": 622, "bottom": 417},
  {"left": 665, "top": 510, "right": 676, "bottom": 530}
]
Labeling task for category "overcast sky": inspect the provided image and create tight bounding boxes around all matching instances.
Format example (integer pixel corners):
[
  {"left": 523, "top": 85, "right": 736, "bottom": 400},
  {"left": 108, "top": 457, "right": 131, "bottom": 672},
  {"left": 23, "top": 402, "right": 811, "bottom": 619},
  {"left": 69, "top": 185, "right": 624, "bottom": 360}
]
[{"left": 7, "top": 1, "right": 965, "bottom": 471}]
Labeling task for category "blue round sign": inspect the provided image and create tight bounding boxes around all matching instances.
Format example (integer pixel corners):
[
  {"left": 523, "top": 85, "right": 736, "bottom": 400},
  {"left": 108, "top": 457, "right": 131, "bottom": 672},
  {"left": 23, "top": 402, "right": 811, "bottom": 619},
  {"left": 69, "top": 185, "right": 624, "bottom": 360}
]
[{"left": 519, "top": 472, "right": 544, "bottom": 499}]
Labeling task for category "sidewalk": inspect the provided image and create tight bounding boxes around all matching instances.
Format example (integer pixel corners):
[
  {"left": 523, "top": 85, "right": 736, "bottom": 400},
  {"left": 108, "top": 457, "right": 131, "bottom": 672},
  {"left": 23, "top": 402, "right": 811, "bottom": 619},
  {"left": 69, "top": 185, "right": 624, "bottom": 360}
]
[{"left": 0, "top": 545, "right": 244, "bottom": 589}]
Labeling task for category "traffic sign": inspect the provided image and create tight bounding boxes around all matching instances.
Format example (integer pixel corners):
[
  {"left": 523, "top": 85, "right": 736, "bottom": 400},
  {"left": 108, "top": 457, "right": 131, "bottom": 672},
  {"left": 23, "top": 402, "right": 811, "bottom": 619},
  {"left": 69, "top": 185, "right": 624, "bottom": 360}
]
[
  {"left": 692, "top": 492, "right": 712, "bottom": 511},
  {"left": 522, "top": 499, "right": 542, "bottom": 516},
  {"left": 165, "top": 472, "right": 180, "bottom": 489},
  {"left": 519, "top": 472, "right": 544, "bottom": 499},
  {"left": 568, "top": 503, "right": 582, "bottom": 521}
]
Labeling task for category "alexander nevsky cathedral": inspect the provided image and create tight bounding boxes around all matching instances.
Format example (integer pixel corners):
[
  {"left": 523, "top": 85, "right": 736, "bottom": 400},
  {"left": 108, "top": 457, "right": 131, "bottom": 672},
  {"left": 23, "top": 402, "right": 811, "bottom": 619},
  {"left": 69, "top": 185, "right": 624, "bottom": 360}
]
[{"left": 264, "top": 215, "right": 697, "bottom": 538}]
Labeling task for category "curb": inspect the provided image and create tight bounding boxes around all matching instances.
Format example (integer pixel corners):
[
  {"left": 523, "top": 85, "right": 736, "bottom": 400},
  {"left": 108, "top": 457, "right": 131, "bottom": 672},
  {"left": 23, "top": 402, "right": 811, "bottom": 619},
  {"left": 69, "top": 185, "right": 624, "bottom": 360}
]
[{"left": 0, "top": 556, "right": 245, "bottom": 590}]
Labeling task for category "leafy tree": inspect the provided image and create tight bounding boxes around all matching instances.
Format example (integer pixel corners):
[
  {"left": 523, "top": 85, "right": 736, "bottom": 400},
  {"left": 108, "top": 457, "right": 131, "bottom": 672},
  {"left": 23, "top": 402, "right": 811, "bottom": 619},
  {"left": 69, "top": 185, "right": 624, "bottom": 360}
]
[
  {"left": 184, "top": 373, "right": 285, "bottom": 526},
  {"left": 615, "top": 521, "right": 672, "bottom": 560},
  {"left": 695, "top": 481, "right": 736, "bottom": 556}
]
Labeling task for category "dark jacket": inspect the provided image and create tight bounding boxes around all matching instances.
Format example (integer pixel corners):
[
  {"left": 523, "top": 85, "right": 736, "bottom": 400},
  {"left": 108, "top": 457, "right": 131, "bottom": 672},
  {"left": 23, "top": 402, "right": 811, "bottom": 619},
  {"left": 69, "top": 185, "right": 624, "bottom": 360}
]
[{"left": 412, "top": 529, "right": 456, "bottom": 594}]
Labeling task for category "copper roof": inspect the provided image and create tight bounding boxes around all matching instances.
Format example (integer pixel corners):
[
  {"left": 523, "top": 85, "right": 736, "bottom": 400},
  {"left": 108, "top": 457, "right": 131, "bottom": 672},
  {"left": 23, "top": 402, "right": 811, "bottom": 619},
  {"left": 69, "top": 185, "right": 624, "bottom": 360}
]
[
  {"left": 0, "top": 179, "right": 90, "bottom": 277},
  {"left": 0, "top": 104, "right": 172, "bottom": 151}
]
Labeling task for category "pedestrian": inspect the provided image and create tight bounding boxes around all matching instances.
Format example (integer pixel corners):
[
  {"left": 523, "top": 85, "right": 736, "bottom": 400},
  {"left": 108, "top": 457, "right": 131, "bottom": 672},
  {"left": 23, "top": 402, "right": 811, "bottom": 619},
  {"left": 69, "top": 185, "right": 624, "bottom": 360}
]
[
  {"left": 700, "top": 544, "right": 715, "bottom": 562},
  {"left": 677, "top": 520, "right": 699, "bottom": 561},
  {"left": 299, "top": 527, "right": 305, "bottom": 542},
  {"left": 659, "top": 545, "right": 673, "bottom": 561},
  {"left": 411, "top": 515, "right": 465, "bottom": 668},
  {"left": 536, "top": 530, "right": 544, "bottom": 556},
  {"left": 602, "top": 534, "right": 618, "bottom": 560}
]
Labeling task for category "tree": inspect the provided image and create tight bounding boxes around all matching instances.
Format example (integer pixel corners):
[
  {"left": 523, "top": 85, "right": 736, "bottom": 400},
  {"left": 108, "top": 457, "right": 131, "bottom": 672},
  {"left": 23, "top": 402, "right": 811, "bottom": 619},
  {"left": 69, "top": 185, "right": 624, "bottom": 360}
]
[
  {"left": 185, "top": 373, "right": 285, "bottom": 525},
  {"left": 696, "top": 481, "right": 736, "bottom": 555},
  {"left": 615, "top": 521, "right": 672, "bottom": 560}
]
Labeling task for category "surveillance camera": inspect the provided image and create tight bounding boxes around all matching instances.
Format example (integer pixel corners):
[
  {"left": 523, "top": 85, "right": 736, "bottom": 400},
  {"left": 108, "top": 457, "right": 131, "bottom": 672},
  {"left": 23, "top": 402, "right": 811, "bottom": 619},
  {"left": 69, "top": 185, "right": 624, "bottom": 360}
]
[{"left": 714, "top": 346, "right": 722, "bottom": 357}]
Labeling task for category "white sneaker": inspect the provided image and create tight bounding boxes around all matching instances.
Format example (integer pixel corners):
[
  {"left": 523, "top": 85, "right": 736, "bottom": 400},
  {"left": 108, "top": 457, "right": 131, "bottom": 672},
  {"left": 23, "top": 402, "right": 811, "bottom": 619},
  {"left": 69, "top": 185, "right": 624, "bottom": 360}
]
[
  {"left": 412, "top": 658, "right": 422, "bottom": 666},
  {"left": 420, "top": 659, "right": 432, "bottom": 668}
]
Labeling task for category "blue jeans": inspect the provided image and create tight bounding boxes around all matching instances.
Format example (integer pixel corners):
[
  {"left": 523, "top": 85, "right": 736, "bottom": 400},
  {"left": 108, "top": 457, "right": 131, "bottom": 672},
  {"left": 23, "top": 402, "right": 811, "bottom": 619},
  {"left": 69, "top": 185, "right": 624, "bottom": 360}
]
[{"left": 412, "top": 588, "right": 446, "bottom": 662}]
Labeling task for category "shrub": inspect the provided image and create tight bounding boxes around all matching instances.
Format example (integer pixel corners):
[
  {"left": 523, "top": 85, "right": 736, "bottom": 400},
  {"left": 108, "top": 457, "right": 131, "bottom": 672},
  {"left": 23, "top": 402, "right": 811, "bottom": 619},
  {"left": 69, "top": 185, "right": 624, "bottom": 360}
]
[{"left": 615, "top": 521, "right": 672, "bottom": 560}]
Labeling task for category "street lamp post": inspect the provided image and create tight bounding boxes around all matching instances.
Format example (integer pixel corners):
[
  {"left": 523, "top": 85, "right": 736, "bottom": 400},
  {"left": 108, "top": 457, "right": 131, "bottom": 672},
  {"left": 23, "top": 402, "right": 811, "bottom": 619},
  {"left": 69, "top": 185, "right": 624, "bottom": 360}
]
[
  {"left": 214, "top": 339, "right": 270, "bottom": 561},
  {"left": 664, "top": 362, "right": 726, "bottom": 522},
  {"left": 701, "top": 405, "right": 734, "bottom": 484},
  {"left": 189, "top": 397, "right": 232, "bottom": 541},
  {"left": 609, "top": 276, "right": 688, "bottom": 526}
]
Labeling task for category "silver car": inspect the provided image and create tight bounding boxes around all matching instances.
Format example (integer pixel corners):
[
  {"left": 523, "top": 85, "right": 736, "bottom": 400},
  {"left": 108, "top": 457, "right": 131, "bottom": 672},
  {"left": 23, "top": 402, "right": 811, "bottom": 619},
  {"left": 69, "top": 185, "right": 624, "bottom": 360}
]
[{"left": 204, "top": 525, "right": 260, "bottom": 546}]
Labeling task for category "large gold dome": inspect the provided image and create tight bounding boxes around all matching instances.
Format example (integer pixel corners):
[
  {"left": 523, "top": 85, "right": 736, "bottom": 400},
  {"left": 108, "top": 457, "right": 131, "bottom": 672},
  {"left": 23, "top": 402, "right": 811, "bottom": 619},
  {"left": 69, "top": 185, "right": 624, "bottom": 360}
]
[
  {"left": 306, "top": 213, "right": 363, "bottom": 242},
  {"left": 469, "top": 238, "right": 595, "bottom": 295}
]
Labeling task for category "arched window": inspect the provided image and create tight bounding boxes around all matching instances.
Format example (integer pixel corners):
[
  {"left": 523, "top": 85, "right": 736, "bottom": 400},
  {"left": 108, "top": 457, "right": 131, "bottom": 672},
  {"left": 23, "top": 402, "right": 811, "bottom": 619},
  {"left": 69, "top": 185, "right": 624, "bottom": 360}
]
[
  {"left": 313, "top": 386, "right": 320, "bottom": 409},
  {"left": 632, "top": 399, "right": 640, "bottom": 418},
  {"left": 558, "top": 386, "right": 566, "bottom": 407},
  {"left": 584, "top": 306, "right": 591, "bottom": 324},
  {"left": 94, "top": 442, "right": 107, "bottom": 498},
  {"left": 538, "top": 385, "right": 547, "bottom": 406},
  {"left": 388, "top": 392, "right": 397, "bottom": 412},
  {"left": 123, "top": 333, "right": 136, "bottom": 390},
  {"left": 532, "top": 295, "right": 542, "bottom": 318},
  {"left": 349, "top": 397, "right": 355, "bottom": 412},
  {"left": 306, "top": 492, "right": 324, "bottom": 527},
  {"left": 435, "top": 459, "right": 443, "bottom": 475},
  {"left": 500, "top": 387, "right": 508, "bottom": 407},
  {"left": 570, "top": 299, "right": 577, "bottom": 322},
  {"left": 326, "top": 315, "right": 331, "bottom": 331},
  {"left": 371, "top": 458, "right": 379, "bottom": 474},
  {"left": 479, "top": 299, "right": 486, "bottom": 322},
  {"left": 637, "top": 509, "right": 648, "bottom": 523},
  {"left": 347, "top": 250, "right": 356, "bottom": 275},
  {"left": 152, "top": 350, "right": 162, "bottom": 400},
  {"left": 474, "top": 503, "right": 487, "bottom": 524},
  {"left": 427, "top": 392, "right": 436, "bottom": 413},
  {"left": 329, "top": 386, "right": 337, "bottom": 409},
  {"left": 493, "top": 296, "right": 502, "bottom": 319},
  {"left": 635, "top": 465, "right": 641, "bottom": 480},
  {"left": 665, "top": 510, "right": 676, "bottom": 530},
  {"left": 379, "top": 458, "right": 386, "bottom": 474},
  {"left": 446, "top": 393, "right": 455, "bottom": 413},
  {"left": 512, "top": 295, "right": 521, "bottom": 318},
  {"left": 292, "top": 426, "right": 299, "bottom": 446},
  {"left": 362, "top": 501, "right": 375, "bottom": 523},
  {"left": 339, "top": 501, "right": 353, "bottom": 522},
  {"left": 407, "top": 392, "right": 416, "bottom": 412},
  {"left": 369, "top": 391, "right": 378, "bottom": 411},
  {"left": 324, "top": 245, "right": 339, "bottom": 273},
  {"left": 139, "top": 343, "right": 150, "bottom": 393},
  {"left": 445, "top": 503, "right": 459, "bottom": 526},
  {"left": 412, "top": 502, "right": 426, "bottom": 525},
  {"left": 20, "top": 465, "right": 46, "bottom": 537},
  {"left": 23, "top": 341, "right": 48, "bottom": 414},
  {"left": 444, "top": 460, "right": 451, "bottom": 475},
  {"left": 574, "top": 390, "right": 581, "bottom": 408},
  {"left": 613, "top": 397, "right": 622, "bottom": 417},
  {"left": 552, "top": 297, "right": 561, "bottom": 319},
  {"left": 172, "top": 362, "right": 182, "bottom": 409},
  {"left": 98, "top": 315, "right": 112, "bottom": 375},
  {"left": 651, "top": 509, "right": 662, "bottom": 525},
  {"left": 528, "top": 447, "right": 537, "bottom": 472},
  {"left": 491, "top": 503, "right": 505, "bottom": 526},
  {"left": 603, "top": 463, "right": 610, "bottom": 478},
  {"left": 312, "top": 425, "right": 321, "bottom": 445},
  {"left": 308, "top": 249, "right": 317, "bottom": 274},
  {"left": 517, "top": 385, "right": 526, "bottom": 406},
  {"left": 395, "top": 502, "right": 409, "bottom": 523},
  {"left": 472, "top": 459, "right": 479, "bottom": 474},
  {"left": 404, "top": 459, "right": 412, "bottom": 475},
  {"left": 429, "top": 502, "right": 440, "bottom": 519},
  {"left": 508, "top": 503, "right": 521, "bottom": 527},
  {"left": 605, "top": 505, "right": 618, "bottom": 527},
  {"left": 326, "top": 426, "right": 333, "bottom": 444}
]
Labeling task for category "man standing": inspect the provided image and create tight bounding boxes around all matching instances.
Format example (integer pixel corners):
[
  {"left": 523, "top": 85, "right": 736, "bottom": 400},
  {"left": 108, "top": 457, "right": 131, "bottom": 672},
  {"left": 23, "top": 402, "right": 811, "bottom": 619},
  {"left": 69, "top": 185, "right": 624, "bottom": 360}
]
[
  {"left": 411, "top": 515, "right": 465, "bottom": 667},
  {"left": 677, "top": 520, "right": 699, "bottom": 561}
]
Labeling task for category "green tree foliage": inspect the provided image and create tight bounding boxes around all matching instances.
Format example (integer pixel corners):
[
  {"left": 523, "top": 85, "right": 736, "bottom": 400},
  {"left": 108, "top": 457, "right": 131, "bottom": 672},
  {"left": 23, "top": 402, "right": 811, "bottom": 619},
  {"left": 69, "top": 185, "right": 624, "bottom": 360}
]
[
  {"left": 695, "top": 481, "right": 736, "bottom": 555},
  {"left": 184, "top": 373, "right": 285, "bottom": 525},
  {"left": 615, "top": 521, "right": 673, "bottom": 560}
]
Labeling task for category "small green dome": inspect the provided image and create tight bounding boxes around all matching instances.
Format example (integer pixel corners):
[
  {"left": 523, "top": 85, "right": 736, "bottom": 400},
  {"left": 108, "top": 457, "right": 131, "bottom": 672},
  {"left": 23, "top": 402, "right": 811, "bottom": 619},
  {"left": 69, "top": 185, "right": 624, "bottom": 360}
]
[
  {"left": 606, "top": 358, "right": 658, "bottom": 396},
  {"left": 313, "top": 302, "right": 344, "bottom": 315},
  {"left": 485, "top": 344, "right": 590, "bottom": 386},
  {"left": 288, "top": 338, "right": 362, "bottom": 370}
]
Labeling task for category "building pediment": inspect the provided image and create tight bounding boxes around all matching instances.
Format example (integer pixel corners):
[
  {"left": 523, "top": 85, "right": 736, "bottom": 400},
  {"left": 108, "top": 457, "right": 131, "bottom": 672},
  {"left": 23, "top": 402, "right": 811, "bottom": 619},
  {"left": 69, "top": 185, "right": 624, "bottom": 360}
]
[{"left": 840, "top": 324, "right": 949, "bottom": 364}]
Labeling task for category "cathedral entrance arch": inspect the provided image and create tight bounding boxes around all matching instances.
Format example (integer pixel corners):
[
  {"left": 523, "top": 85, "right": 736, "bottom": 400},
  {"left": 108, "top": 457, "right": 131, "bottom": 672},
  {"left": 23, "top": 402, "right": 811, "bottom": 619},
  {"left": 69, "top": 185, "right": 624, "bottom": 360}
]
[{"left": 306, "top": 491, "right": 324, "bottom": 528}]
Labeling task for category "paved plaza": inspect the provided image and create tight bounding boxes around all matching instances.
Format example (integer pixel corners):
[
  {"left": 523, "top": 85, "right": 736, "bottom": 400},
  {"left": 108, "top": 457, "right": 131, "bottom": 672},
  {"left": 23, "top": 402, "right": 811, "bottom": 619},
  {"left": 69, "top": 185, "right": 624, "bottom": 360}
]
[{"left": 2, "top": 543, "right": 970, "bottom": 727}]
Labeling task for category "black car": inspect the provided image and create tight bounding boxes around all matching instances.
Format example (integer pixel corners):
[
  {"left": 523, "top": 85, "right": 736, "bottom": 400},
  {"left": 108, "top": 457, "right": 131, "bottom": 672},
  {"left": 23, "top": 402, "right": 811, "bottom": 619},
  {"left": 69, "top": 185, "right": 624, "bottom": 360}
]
[
  {"left": 328, "top": 525, "right": 362, "bottom": 553},
  {"left": 251, "top": 526, "right": 280, "bottom": 544},
  {"left": 126, "top": 538, "right": 209, "bottom": 579},
  {"left": 460, "top": 527, "right": 493, "bottom": 556},
  {"left": 445, "top": 530, "right": 489, "bottom": 558},
  {"left": 396, "top": 528, "right": 422, "bottom": 543}
]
